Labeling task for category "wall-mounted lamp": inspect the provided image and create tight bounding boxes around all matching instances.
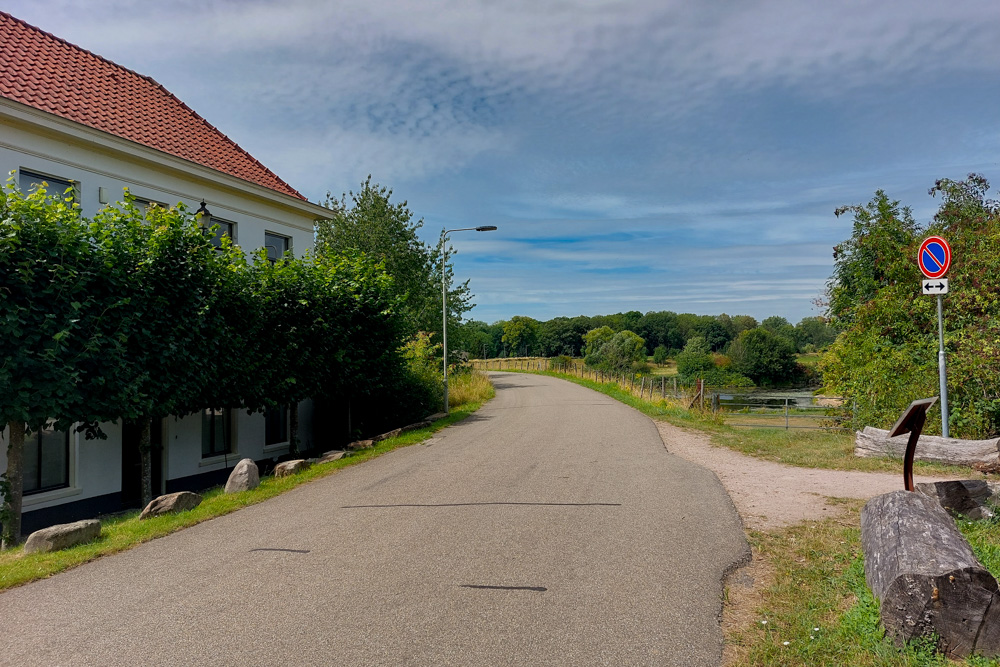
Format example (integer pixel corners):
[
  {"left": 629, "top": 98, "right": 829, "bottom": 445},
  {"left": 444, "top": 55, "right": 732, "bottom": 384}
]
[{"left": 196, "top": 200, "right": 212, "bottom": 219}]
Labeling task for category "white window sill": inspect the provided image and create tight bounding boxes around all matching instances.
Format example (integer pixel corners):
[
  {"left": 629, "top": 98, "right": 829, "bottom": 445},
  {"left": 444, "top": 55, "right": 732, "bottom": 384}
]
[
  {"left": 263, "top": 442, "right": 290, "bottom": 455},
  {"left": 23, "top": 486, "right": 83, "bottom": 507},
  {"left": 199, "top": 453, "right": 240, "bottom": 468}
]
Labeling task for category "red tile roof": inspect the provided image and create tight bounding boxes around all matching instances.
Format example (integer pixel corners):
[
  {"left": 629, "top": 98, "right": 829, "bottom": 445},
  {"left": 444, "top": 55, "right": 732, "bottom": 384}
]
[{"left": 0, "top": 11, "right": 305, "bottom": 200}]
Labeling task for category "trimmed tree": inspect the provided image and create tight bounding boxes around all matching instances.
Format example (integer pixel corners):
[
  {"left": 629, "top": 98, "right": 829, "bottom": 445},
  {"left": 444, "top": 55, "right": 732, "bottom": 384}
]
[
  {"left": 89, "top": 199, "right": 241, "bottom": 507},
  {"left": 0, "top": 184, "right": 120, "bottom": 547}
]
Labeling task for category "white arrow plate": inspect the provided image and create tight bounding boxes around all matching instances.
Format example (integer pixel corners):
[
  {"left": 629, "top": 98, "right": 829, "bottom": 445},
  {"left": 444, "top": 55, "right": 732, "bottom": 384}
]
[{"left": 922, "top": 278, "right": 949, "bottom": 295}]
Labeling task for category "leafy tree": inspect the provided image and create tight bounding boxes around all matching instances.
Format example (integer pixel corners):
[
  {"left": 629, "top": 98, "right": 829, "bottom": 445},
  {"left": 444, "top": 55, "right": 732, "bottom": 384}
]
[
  {"left": 502, "top": 316, "right": 540, "bottom": 356},
  {"left": 728, "top": 327, "right": 797, "bottom": 386},
  {"left": 827, "top": 190, "right": 918, "bottom": 326},
  {"left": 676, "top": 337, "right": 716, "bottom": 381},
  {"left": 699, "top": 320, "right": 732, "bottom": 352},
  {"left": 582, "top": 326, "right": 615, "bottom": 360},
  {"left": 316, "top": 176, "right": 472, "bottom": 335},
  {"left": 795, "top": 317, "right": 837, "bottom": 350},
  {"left": 587, "top": 330, "right": 646, "bottom": 374},
  {"left": 89, "top": 199, "right": 241, "bottom": 507},
  {"left": 760, "top": 316, "right": 797, "bottom": 349},
  {"left": 636, "top": 311, "right": 684, "bottom": 351},
  {"left": 822, "top": 175, "right": 1000, "bottom": 437},
  {"left": 652, "top": 345, "right": 670, "bottom": 365},
  {"left": 730, "top": 315, "right": 759, "bottom": 335},
  {"left": 0, "top": 184, "right": 121, "bottom": 547}
]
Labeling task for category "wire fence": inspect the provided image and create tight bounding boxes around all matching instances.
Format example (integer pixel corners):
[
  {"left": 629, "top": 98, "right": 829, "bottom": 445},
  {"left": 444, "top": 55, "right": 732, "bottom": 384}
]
[{"left": 471, "top": 357, "right": 852, "bottom": 431}]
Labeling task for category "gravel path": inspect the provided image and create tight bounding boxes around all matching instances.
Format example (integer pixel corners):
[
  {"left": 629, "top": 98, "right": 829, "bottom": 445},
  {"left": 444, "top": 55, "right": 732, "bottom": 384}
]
[{"left": 653, "top": 420, "right": 951, "bottom": 531}]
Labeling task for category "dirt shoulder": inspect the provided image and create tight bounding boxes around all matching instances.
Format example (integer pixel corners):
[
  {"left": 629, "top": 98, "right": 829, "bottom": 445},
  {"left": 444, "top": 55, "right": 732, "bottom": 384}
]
[
  {"left": 654, "top": 419, "right": 955, "bottom": 665},
  {"left": 654, "top": 420, "right": 950, "bottom": 531}
]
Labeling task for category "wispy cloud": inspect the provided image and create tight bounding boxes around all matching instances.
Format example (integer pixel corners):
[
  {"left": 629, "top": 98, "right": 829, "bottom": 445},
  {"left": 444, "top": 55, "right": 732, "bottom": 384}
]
[{"left": 8, "top": 0, "right": 998, "bottom": 323}]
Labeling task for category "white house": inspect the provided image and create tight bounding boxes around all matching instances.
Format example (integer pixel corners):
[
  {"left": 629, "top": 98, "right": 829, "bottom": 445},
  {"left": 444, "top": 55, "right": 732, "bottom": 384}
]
[{"left": 0, "top": 10, "right": 331, "bottom": 532}]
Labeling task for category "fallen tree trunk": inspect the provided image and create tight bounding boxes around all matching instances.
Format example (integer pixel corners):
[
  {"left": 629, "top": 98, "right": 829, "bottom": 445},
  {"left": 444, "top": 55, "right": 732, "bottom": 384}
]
[
  {"left": 855, "top": 426, "right": 1000, "bottom": 467},
  {"left": 862, "top": 490, "right": 1000, "bottom": 658},
  {"left": 917, "top": 480, "right": 1000, "bottom": 520}
]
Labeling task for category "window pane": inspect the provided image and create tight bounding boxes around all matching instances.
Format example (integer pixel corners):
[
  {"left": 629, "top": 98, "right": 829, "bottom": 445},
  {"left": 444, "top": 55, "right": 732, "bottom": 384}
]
[
  {"left": 207, "top": 219, "right": 234, "bottom": 248},
  {"left": 19, "top": 170, "right": 73, "bottom": 200},
  {"left": 201, "top": 408, "right": 215, "bottom": 457},
  {"left": 40, "top": 427, "right": 69, "bottom": 489},
  {"left": 22, "top": 431, "right": 40, "bottom": 494},
  {"left": 265, "top": 406, "right": 288, "bottom": 445},
  {"left": 202, "top": 408, "right": 231, "bottom": 457},
  {"left": 264, "top": 232, "right": 289, "bottom": 262}
]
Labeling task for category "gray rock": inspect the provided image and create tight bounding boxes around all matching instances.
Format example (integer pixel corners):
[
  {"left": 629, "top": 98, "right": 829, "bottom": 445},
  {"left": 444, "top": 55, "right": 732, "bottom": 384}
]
[
  {"left": 224, "top": 458, "right": 260, "bottom": 493},
  {"left": 373, "top": 428, "right": 402, "bottom": 442},
  {"left": 401, "top": 420, "right": 433, "bottom": 433},
  {"left": 24, "top": 519, "right": 101, "bottom": 554},
  {"left": 317, "top": 450, "right": 346, "bottom": 463},
  {"left": 139, "top": 491, "right": 203, "bottom": 520},
  {"left": 347, "top": 439, "right": 374, "bottom": 451},
  {"left": 274, "top": 459, "right": 310, "bottom": 478}
]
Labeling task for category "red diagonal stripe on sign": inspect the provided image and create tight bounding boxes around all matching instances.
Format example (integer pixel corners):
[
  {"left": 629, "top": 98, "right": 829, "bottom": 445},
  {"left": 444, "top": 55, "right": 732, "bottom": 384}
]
[{"left": 924, "top": 247, "right": 945, "bottom": 270}]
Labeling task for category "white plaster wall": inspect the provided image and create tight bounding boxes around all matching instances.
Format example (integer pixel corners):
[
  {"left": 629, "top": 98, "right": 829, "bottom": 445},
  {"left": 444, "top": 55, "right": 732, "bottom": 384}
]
[
  {"left": 0, "top": 422, "right": 122, "bottom": 512},
  {"left": 1, "top": 106, "right": 328, "bottom": 509}
]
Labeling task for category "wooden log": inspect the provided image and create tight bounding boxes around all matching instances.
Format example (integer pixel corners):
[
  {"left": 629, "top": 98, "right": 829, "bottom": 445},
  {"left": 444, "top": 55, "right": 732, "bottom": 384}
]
[
  {"left": 917, "top": 480, "right": 1000, "bottom": 520},
  {"left": 861, "top": 490, "right": 1000, "bottom": 658},
  {"left": 855, "top": 426, "right": 1000, "bottom": 467}
]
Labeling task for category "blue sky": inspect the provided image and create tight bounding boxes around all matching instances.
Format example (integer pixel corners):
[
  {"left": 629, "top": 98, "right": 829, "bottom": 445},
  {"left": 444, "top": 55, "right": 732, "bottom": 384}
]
[{"left": 11, "top": 1, "right": 1000, "bottom": 324}]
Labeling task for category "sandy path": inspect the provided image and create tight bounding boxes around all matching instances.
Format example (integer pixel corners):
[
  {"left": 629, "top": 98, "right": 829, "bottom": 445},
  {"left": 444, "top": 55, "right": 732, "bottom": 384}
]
[{"left": 654, "top": 420, "right": 951, "bottom": 531}]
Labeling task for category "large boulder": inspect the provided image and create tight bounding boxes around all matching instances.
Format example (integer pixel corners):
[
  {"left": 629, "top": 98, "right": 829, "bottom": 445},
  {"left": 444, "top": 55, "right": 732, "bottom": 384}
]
[
  {"left": 316, "top": 450, "right": 346, "bottom": 464},
  {"left": 347, "top": 439, "right": 374, "bottom": 451},
  {"left": 224, "top": 458, "right": 260, "bottom": 493},
  {"left": 273, "top": 459, "right": 311, "bottom": 478},
  {"left": 139, "top": 491, "right": 203, "bottom": 520},
  {"left": 24, "top": 519, "right": 101, "bottom": 554}
]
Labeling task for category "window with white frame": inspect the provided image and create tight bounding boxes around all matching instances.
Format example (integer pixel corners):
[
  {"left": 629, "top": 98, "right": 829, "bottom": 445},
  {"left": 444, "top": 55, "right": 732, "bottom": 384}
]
[
  {"left": 23, "top": 423, "right": 70, "bottom": 495},
  {"left": 264, "top": 231, "right": 290, "bottom": 263},
  {"left": 19, "top": 169, "right": 75, "bottom": 202},
  {"left": 201, "top": 408, "right": 234, "bottom": 458},
  {"left": 264, "top": 406, "right": 289, "bottom": 446},
  {"left": 206, "top": 218, "right": 236, "bottom": 249}
]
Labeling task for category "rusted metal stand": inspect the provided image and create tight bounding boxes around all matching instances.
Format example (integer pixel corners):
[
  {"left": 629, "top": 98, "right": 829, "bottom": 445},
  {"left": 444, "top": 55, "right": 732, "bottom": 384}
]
[{"left": 888, "top": 397, "right": 938, "bottom": 491}]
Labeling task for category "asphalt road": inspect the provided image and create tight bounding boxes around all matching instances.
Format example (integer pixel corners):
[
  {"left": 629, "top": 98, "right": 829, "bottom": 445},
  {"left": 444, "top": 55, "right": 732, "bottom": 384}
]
[{"left": 0, "top": 372, "right": 749, "bottom": 666}]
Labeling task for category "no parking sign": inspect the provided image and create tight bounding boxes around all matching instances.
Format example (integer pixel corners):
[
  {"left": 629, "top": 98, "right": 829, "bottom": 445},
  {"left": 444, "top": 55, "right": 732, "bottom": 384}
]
[{"left": 918, "top": 236, "right": 951, "bottom": 279}]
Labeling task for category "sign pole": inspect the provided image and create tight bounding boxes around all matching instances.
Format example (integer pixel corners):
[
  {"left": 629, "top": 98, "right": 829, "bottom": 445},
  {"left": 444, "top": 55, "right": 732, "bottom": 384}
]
[
  {"left": 919, "top": 235, "right": 952, "bottom": 438},
  {"left": 937, "top": 294, "right": 949, "bottom": 438}
]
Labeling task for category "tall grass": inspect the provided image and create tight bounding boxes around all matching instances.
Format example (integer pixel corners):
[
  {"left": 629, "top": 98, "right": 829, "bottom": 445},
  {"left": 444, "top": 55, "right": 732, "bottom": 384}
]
[{"left": 448, "top": 369, "right": 494, "bottom": 407}]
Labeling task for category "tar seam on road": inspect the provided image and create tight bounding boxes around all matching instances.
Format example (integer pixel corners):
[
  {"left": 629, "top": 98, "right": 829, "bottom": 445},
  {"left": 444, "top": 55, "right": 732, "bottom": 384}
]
[
  {"left": 341, "top": 502, "right": 621, "bottom": 508},
  {"left": 460, "top": 584, "right": 547, "bottom": 592},
  {"left": 249, "top": 548, "right": 311, "bottom": 554}
]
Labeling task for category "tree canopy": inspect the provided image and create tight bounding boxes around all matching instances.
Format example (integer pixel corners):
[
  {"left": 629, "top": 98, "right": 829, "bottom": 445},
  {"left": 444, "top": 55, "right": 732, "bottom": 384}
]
[{"left": 820, "top": 174, "right": 1000, "bottom": 437}]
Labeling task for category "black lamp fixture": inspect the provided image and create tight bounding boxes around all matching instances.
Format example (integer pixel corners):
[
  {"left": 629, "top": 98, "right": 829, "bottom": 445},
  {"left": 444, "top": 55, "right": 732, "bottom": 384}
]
[{"left": 196, "top": 200, "right": 212, "bottom": 219}]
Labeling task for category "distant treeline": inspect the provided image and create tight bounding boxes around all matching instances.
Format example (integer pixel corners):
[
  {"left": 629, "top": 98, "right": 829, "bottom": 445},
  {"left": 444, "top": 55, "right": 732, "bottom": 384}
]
[{"left": 450, "top": 311, "right": 837, "bottom": 360}]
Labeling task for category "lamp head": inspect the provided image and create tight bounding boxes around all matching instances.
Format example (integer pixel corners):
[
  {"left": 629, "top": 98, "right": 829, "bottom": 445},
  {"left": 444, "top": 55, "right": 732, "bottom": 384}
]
[{"left": 475, "top": 225, "right": 498, "bottom": 232}]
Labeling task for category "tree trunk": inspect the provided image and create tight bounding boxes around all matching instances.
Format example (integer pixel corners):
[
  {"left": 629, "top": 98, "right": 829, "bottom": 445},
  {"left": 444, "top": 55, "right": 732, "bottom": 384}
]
[
  {"left": 861, "top": 490, "right": 1000, "bottom": 658},
  {"left": 1, "top": 421, "right": 25, "bottom": 550},
  {"left": 139, "top": 416, "right": 153, "bottom": 508},
  {"left": 855, "top": 427, "right": 1000, "bottom": 467},
  {"left": 289, "top": 403, "right": 299, "bottom": 454}
]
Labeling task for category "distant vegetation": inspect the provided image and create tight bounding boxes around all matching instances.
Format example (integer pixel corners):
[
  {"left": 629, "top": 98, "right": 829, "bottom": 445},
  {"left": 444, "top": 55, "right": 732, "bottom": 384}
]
[{"left": 452, "top": 310, "right": 836, "bottom": 388}]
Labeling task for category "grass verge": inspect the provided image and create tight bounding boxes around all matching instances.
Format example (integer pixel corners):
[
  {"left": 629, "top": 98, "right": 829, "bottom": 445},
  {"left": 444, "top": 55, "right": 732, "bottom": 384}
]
[
  {"left": 0, "top": 401, "right": 486, "bottom": 592},
  {"left": 448, "top": 369, "right": 495, "bottom": 407},
  {"left": 728, "top": 501, "right": 1000, "bottom": 667}
]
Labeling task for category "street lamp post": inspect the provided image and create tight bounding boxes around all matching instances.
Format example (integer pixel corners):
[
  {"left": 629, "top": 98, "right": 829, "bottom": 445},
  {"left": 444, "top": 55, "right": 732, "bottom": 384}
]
[{"left": 442, "top": 225, "right": 497, "bottom": 414}]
